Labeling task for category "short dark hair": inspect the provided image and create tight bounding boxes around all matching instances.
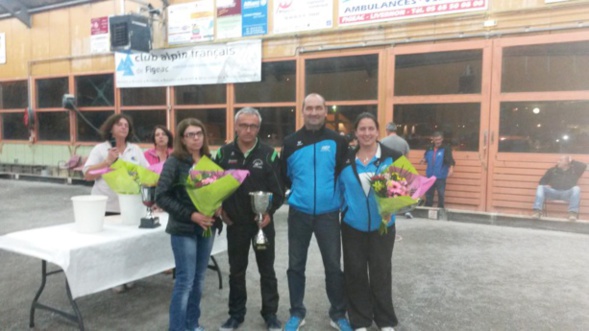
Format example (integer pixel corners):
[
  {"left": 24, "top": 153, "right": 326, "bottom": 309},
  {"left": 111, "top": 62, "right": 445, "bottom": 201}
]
[
  {"left": 353, "top": 112, "right": 379, "bottom": 131},
  {"left": 99, "top": 114, "right": 134, "bottom": 142},
  {"left": 151, "top": 125, "right": 173, "bottom": 148},
  {"left": 172, "top": 118, "right": 211, "bottom": 160},
  {"left": 432, "top": 131, "right": 444, "bottom": 138},
  {"left": 386, "top": 122, "right": 397, "bottom": 132}
]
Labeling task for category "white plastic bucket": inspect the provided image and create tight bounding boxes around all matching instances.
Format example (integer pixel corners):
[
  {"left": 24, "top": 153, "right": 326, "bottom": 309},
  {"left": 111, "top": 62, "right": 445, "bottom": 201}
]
[
  {"left": 71, "top": 195, "right": 107, "bottom": 233},
  {"left": 118, "top": 194, "right": 144, "bottom": 226}
]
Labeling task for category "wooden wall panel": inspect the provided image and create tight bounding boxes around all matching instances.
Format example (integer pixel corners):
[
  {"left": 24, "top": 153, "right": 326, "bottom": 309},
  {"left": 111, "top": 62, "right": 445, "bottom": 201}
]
[
  {"left": 30, "top": 13, "right": 51, "bottom": 76},
  {"left": 0, "top": 19, "right": 29, "bottom": 78}
]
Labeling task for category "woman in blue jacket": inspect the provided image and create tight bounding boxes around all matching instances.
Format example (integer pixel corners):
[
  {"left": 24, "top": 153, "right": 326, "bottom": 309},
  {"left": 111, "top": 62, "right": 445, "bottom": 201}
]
[{"left": 339, "top": 113, "right": 401, "bottom": 331}]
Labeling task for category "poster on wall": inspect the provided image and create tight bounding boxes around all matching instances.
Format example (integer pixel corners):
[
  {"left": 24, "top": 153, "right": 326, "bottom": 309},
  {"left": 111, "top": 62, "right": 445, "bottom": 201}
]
[
  {"left": 273, "top": 0, "right": 332, "bottom": 34},
  {"left": 90, "top": 17, "right": 110, "bottom": 54},
  {"left": 0, "top": 33, "right": 5, "bottom": 64},
  {"left": 217, "top": 0, "right": 242, "bottom": 39},
  {"left": 216, "top": 0, "right": 268, "bottom": 40},
  {"left": 168, "top": 1, "right": 214, "bottom": 45},
  {"left": 339, "top": 0, "right": 488, "bottom": 26},
  {"left": 242, "top": 0, "right": 267, "bottom": 36},
  {"left": 114, "top": 40, "right": 261, "bottom": 88}
]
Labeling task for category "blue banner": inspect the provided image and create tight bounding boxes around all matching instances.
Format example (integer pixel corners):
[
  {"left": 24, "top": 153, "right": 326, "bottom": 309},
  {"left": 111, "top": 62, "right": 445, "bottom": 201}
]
[{"left": 242, "top": 0, "right": 267, "bottom": 36}]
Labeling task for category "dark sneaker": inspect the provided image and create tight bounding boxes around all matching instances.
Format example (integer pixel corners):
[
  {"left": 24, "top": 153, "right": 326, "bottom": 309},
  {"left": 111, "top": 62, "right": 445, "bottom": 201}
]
[
  {"left": 266, "top": 315, "right": 282, "bottom": 331},
  {"left": 330, "top": 318, "right": 353, "bottom": 331},
  {"left": 568, "top": 212, "right": 578, "bottom": 221},
  {"left": 219, "top": 317, "right": 241, "bottom": 331},
  {"left": 284, "top": 316, "right": 305, "bottom": 331}
]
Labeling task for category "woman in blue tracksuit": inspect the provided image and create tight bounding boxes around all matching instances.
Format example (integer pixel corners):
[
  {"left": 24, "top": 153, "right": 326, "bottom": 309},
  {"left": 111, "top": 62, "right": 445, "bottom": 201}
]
[{"left": 339, "top": 112, "right": 401, "bottom": 331}]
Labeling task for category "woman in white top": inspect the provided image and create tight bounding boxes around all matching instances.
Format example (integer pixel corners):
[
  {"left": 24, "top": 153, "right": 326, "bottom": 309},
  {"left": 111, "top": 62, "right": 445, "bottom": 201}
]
[{"left": 83, "top": 114, "right": 149, "bottom": 215}]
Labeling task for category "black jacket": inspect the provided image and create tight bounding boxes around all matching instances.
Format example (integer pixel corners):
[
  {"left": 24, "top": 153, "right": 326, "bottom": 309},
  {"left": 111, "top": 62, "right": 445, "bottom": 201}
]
[
  {"left": 214, "top": 139, "right": 284, "bottom": 224},
  {"left": 155, "top": 155, "right": 222, "bottom": 236},
  {"left": 539, "top": 160, "right": 587, "bottom": 191}
]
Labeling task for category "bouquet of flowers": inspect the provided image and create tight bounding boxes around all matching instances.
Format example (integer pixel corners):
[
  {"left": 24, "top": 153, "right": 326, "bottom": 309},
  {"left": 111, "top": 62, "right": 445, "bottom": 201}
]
[
  {"left": 186, "top": 156, "right": 249, "bottom": 237},
  {"left": 370, "top": 156, "right": 436, "bottom": 234},
  {"left": 100, "top": 159, "right": 160, "bottom": 194}
]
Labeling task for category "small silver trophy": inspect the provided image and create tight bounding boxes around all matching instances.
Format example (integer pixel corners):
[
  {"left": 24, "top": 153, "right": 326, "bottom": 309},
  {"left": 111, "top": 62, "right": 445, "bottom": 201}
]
[
  {"left": 249, "top": 191, "right": 272, "bottom": 251},
  {"left": 139, "top": 185, "right": 160, "bottom": 229}
]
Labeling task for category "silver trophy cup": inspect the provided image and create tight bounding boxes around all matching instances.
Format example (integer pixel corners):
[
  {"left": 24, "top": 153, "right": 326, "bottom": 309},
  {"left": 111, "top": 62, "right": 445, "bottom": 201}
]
[
  {"left": 249, "top": 191, "right": 272, "bottom": 251},
  {"left": 140, "top": 185, "right": 160, "bottom": 228}
]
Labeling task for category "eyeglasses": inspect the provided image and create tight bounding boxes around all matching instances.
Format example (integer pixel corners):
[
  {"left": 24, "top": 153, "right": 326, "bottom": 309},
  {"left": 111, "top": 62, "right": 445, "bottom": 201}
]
[
  {"left": 184, "top": 131, "right": 204, "bottom": 139},
  {"left": 237, "top": 123, "right": 260, "bottom": 131}
]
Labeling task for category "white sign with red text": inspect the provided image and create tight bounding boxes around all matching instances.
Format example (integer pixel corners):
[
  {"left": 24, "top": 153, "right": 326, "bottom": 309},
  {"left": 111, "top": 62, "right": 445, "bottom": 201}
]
[
  {"left": 339, "top": 0, "right": 488, "bottom": 26},
  {"left": 273, "top": 0, "right": 333, "bottom": 34}
]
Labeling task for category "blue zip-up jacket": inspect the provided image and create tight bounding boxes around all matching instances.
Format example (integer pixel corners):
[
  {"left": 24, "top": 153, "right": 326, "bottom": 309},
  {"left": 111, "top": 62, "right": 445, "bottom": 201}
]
[
  {"left": 423, "top": 144, "right": 455, "bottom": 179},
  {"left": 339, "top": 143, "right": 403, "bottom": 232},
  {"left": 281, "top": 125, "right": 347, "bottom": 215}
]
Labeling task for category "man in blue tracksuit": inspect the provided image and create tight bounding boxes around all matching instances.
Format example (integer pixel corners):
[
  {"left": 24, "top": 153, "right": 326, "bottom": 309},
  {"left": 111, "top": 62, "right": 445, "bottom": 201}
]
[
  {"left": 280, "top": 93, "right": 352, "bottom": 331},
  {"left": 421, "top": 131, "right": 455, "bottom": 208}
]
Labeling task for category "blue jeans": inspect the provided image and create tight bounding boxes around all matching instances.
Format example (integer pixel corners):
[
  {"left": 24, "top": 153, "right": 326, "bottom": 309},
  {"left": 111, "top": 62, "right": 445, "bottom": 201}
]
[
  {"left": 169, "top": 233, "right": 215, "bottom": 331},
  {"left": 425, "top": 178, "right": 447, "bottom": 208},
  {"left": 287, "top": 208, "right": 346, "bottom": 321},
  {"left": 533, "top": 185, "right": 581, "bottom": 213}
]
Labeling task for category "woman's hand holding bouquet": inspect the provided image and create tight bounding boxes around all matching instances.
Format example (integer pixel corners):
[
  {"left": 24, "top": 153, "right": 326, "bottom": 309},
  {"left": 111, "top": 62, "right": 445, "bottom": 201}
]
[
  {"left": 185, "top": 156, "right": 249, "bottom": 237},
  {"left": 370, "top": 156, "right": 436, "bottom": 235},
  {"left": 100, "top": 159, "right": 160, "bottom": 194}
]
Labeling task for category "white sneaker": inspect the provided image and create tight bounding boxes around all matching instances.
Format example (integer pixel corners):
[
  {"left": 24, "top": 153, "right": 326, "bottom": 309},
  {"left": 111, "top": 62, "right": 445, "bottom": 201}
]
[
  {"left": 355, "top": 328, "right": 368, "bottom": 331},
  {"left": 125, "top": 282, "right": 135, "bottom": 289},
  {"left": 381, "top": 327, "right": 395, "bottom": 331}
]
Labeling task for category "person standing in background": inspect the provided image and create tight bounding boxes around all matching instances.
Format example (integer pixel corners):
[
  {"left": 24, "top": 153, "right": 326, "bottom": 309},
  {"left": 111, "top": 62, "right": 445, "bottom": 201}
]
[
  {"left": 144, "top": 125, "right": 174, "bottom": 165},
  {"left": 380, "top": 122, "right": 409, "bottom": 156},
  {"left": 381, "top": 122, "right": 413, "bottom": 218},
  {"left": 421, "top": 131, "right": 455, "bottom": 208},
  {"left": 83, "top": 114, "right": 149, "bottom": 215}
]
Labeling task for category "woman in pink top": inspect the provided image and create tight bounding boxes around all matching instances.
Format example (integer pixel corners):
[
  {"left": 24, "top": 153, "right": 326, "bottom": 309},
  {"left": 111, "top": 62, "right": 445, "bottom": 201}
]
[{"left": 144, "top": 125, "right": 174, "bottom": 165}]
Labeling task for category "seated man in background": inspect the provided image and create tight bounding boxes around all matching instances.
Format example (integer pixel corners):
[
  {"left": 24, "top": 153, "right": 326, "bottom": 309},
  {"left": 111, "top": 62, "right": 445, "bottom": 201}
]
[{"left": 532, "top": 155, "right": 587, "bottom": 221}]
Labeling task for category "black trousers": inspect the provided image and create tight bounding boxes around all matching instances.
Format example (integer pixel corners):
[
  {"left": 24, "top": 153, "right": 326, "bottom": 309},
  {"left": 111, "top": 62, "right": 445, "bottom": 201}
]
[
  {"left": 341, "top": 222, "right": 398, "bottom": 329},
  {"left": 226, "top": 220, "right": 279, "bottom": 322}
]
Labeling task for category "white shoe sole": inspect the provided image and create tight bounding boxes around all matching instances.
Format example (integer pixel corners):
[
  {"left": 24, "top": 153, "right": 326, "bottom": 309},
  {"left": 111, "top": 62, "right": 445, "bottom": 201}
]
[{"left": 286, "top": 319, "right": 305, "bottom": 331}]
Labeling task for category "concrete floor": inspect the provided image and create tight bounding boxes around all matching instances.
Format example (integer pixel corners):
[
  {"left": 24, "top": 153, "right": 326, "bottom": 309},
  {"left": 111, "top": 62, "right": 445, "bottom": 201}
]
[{"left": 1, "top": 179, "right": 589, "bottom": 330}]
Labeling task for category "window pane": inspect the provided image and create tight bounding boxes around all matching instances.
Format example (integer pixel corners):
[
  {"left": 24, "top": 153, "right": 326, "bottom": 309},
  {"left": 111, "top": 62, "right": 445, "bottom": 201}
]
[
  {"left": 499, "top": 101, "right": 589, "bottom": 154},
  {"left": 75, "top": 74, "right": 114, "bottom": 107},
  {"left": 122, "top": 110, "right": 167, "bottom": 143},
  {"left": 395, "top": 50, "right": 482, "bottom": 96},
  {"left": 175, "top": 85, "right": 226, "bottom": 105},
  {"left": 38, "top": 112, "right": 69, "bottom": 141},
  {"left": 502, "top": 41, "right": 589, "bottom": 92},
  {"left": 306, "top": 55, "right": 378, "bottom": 101},
  {"left": 2, "top": 112, "right": 29, "bottom": 140},
  {"left": 393, "top": 103, "right": 480, "bottom": 151},
  {"left": 235, "top": 61, "right": 296, "bottom": 103},
  {"left": 76, "top": 111, "right": 114, "bottom": 142},
  {"left": 175, "top": 109, "right": 226, "bottom": 146},
  {"left": 0, "top": 81, "right": 28, "bottom": 109},
  {"left": 234, "top": 107, "right": 296, "bottom": 147},
  {"left": 37, "top": 77, "right": 68, "bottom": 108},
  {"left": 121, "top": 87, "right": 166, "bottom": 106},
  {"left": 326, "top": 105, "right": 377, "bottom": 134}
]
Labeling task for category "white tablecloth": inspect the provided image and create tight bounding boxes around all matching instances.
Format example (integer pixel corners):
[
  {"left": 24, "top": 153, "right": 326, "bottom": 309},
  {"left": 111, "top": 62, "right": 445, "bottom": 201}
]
[{"left": 0, "top": 213, "right": 227, "bottom": 299}]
